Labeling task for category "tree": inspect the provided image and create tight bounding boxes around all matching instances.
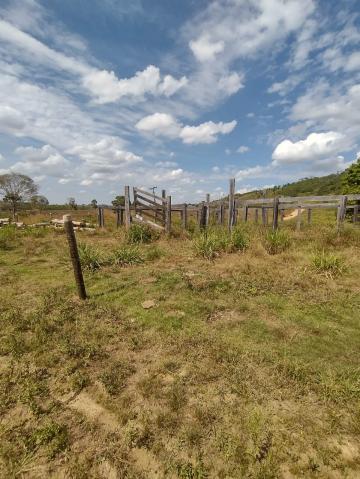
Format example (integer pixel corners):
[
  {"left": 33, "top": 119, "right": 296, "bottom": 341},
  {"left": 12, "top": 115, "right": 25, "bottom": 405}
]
[
  {"left": 90, "top": 199, "right": 98, "bottom": 209},
  {"left": 31, "top": 195, "right": 49, "bottom": 209},
  {"left": 342, "top": 157, "right": 360, "bottom": 194},
  {"left": 112, "top": 195, "right": 125, "bottom": 208},
  {"left": 68, "top": 197, "right": 77, "bottom": 210},
  {"left": 0, "top": 172, "right": 38, "bottom": 218}
]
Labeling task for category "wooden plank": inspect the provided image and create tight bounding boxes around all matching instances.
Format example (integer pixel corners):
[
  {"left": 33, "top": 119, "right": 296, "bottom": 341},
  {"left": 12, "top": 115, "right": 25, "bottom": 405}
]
[
  {"left": 228, "top": 178, "right": 235, "bottom": 231},
  {"left": 134, "top": 187, "right": 167, "bottom": 203},
  {"left": 133, "top": 215, "right": 164, "bottom": 231},
  {"left": 136, "top": 193, "right": 162, "bottom": 208}
]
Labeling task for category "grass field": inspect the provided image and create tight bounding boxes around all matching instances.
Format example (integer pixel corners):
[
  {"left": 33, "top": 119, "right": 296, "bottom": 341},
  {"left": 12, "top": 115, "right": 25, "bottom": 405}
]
[{"left": 1, "top": 216, "right": 360, "bottom": 478}]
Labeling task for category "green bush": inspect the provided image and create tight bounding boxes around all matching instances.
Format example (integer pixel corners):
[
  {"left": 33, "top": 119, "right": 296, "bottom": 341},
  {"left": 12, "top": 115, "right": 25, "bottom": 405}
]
[
  {"left": 264, "top": 229, "right": 291, "bottom": 254},
  {"left": 78, "top": 242, "right": 103, "bottom": 271},
  {"left": 145, "top": 245, "right": 164, "bottom": 261},
  {"left": 127, "top": 223, "right": 159, "bottom": 244},
  {"left": 111, "top": 245, "right": 144, "bottom": 266},
  {"left": 193, "top": 230, "right": 229, "bottom": 260},
  {"left": 229, "top": 227, "right": 249, "bottom": 252},
  {"left": 0, "top": 226, "right": 17, "bottom": 250},
  {"left": 311, "top": 250, "right": 346, "bottom": 278}
]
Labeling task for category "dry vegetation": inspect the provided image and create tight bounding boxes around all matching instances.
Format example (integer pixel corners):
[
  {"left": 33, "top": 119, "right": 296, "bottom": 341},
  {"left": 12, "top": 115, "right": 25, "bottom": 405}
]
[{"left": 1, "top": 213, "right": 360, "bottom": 478}]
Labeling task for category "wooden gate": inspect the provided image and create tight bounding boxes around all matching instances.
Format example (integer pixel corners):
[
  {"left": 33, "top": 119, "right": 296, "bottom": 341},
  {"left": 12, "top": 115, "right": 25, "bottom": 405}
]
[{"left": 132, "top": 187, "right": 171, "bottom": 232}]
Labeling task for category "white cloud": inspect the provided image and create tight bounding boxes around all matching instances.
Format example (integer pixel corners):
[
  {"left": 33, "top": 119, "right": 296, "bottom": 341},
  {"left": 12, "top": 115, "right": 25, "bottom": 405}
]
[
  {"left": 180, "top": 120, "right": 237, "bottom": 144},
  {"left": 237, "top": 145, "right": 250, "bottom": 154},
  {"left": 345, "top": 52, "right": 360, "bottom": 72},
  {"left": 247, "top": 112, "right": 255, "bottom": 118},
  {"left": 189, "top": 36, "right": 224, "bottom": 62},
  {"left": 13, "top": 144, "right": 70, "bottom": 177},
  {"left": 218, "top": 72, "right": 244, "bottom": 95},
  {"left": 136, "top": 114, "right": 237, "bottom": 144},
  {"left": 0, "top": 105, "right": 26, "bottom": 134},
  {"left": 272, "top": 131, "right": 349, "bottom": 165}
]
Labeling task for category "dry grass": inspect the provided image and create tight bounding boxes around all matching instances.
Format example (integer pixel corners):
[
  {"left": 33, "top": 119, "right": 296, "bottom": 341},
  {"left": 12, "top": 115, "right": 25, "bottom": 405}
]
[{"left": 0, "top": 218, "right": 360, "bottom": 478}]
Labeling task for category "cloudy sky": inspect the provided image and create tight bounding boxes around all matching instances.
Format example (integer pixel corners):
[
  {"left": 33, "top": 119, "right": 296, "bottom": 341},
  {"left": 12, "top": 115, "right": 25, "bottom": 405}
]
[{"left": 0, "top": 0, "right": 359, "bottom": 203}]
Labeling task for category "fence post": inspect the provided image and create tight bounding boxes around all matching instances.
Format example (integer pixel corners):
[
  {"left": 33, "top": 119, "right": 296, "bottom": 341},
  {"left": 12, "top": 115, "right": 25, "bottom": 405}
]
[
  {"left": 182, "top": 203, "right": 188, "bottom": 229},
  {"left": 337, "top": 195, "right": 347, "bottom": 230},
  {"left": 243, "top": 201, "right": 248, "bottom": 223},
  {"left": 228, "top": 178, "right": 235, "bottom": 231},
  {"left": 199, "top": 201, "right": 206, "bottom": 229},
  {"left": 261, "top": 207, "right": 266, "bottom": 226},
  {"left": 272, "top": 197, "right": 279, "bottom": 230},
  {"left": 63, "top": 215, "right": 87, "bottom": 300},
  {"left": 307, "top": 208, "right": 312, "bottom": 225},
  {"left": 124, "top": 186, "right": 131, "bottom": 230},
  {"left": 255, "top": 208, "right": 259, "bottom": 224},
  {"left": 353, "top": 204, "right": 359, "bottom": 224},
  {"left": 205, "top": 194, "right": 210, "bottom": 227},
  {"left": 296, "top": 206, "right": 301, "bottom": 231},
  {"left": 219, "top": 203, "right": 224, "bottom": 225},
  {"left": 165, "top": 195, "right": 172, "bottom": 234}
]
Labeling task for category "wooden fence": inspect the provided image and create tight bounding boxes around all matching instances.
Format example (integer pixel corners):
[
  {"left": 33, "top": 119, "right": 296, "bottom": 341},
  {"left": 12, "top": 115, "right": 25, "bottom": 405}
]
[{"left": 92, "top": 180, "right": 360, "bottom": 233}]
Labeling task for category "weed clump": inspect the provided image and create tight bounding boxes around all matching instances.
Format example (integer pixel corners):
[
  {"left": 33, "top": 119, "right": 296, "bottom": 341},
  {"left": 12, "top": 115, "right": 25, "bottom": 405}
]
[
  {"left": 111, "top": 245, "right": 144, "bottom": 266},
  {"left": 193, "top": 230, "right": 228, "bottom": 260},
  {"left": 0, "top": 225, "right": 17, "bottom": 250},
  {"left": 311, "top": 250, "right": 346, "bottom": 278},
  {"left": 264, "top": 230, "right": 291, "bottom": 254},
  {"left": 230, "top": 227, "right": 249, "bottom": 252},
  {"left": 78, "top": 242, "right": 103, "bottom": 271},
  {"left": 127, "top": 223, "right": 159, "bottom": 244}
]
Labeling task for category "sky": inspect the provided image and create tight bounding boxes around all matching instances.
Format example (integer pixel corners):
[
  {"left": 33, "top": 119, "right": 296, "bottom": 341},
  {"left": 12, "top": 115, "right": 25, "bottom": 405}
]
[{"left": 0, "top": 0, "right": 359, "bottom": 204}]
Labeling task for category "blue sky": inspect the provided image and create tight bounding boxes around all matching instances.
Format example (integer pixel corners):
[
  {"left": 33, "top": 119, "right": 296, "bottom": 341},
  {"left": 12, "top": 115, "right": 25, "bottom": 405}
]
[{"left": 0, "top": 0, "right": 359, "bottom": 203}]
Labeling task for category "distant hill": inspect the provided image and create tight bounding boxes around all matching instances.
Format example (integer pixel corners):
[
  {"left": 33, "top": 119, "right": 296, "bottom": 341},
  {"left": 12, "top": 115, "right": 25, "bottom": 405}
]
[{"left": 235, "top": 173, "right": 344, "bottom": 200}]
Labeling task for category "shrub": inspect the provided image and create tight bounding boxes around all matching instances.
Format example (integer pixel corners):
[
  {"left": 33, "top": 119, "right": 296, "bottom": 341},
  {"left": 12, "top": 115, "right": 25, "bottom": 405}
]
[
  {"left": 229, "top": 227, "right": 249, "bottom": 252},
  {"left": 0, "top": 225, "right": 17, "bottom": 250},
  {"left": 145, "top": 245, "right": 164, "bottom": 261},
  {"left": 264, "top": 230, "right": 291, "bottom": 255},
  {"left": 193, "top": 230, "right": 229, "bottom": 260},
  {"left": 111, "top": 245, "right": 144, "bottom": 266},
  {"left": 311, "top": 250, "right": 346, "bottom": 278},
  {"left": 127, "top": 223, "right": 158, "bottom": 244},
  {"left": 78, "top": 242, "right": 103, "bottom": 271}
]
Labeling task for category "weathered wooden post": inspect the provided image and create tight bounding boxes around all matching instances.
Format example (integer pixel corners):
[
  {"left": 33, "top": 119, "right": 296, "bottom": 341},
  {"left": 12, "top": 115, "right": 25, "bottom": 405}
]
[
  {"left": 182, "top": 203, "right": 188, "bottom": 229},
  {"left": 307, "top": 208, "right": 312, "bottom": 225},
  {"left": 255, "top": 208, "right": 259, "bottom": 224},
  {"left": 337, "top": 195, "right": 347, "bottom": 230},
  {"left": 98, "top": 207, "right": 105, "bottom": 228},
  {"left": 165, "top": 195, "right": 172, "bottom": 234},
  {"left": 199, "top": 201, "right": 206, "bottom": 229},
  {"left": 353, "top": 204, "right": 359, "bottom": 224},
  {"left": 219, "top": 203, "right": 225, "bottom": 225},
  {"left": 228, "top": 178, "right": 235, "bottom": 231},
  {"left": 272, "top": 197, "right": 279, "bottom": 230},
  {"left": 261, "top": 207, "right": 267, "bottom": 226},
  {"left": 243, "top": 201, "right": 248, "bottom": 223},
  {"left": 296, "top": 206, "right": 302, "bottom": 231},
  {"left": 116, "top": 208, "right": 124, "bottom": 228},
  {"left": 205, "top": 194, "right": 210, "bottom": 227},
  {"left": 124, "top": 186, "right": 131, "bottom": 230},
  {"left": 63, "top": 215, "right": 87, "bottom": 300}
]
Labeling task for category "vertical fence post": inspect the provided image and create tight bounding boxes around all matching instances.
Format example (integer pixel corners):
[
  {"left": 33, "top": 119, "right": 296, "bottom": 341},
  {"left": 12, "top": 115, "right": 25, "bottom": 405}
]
[
  {"left": 243, "top": 201, "right": 248, "bottom": 223},
  {"left": 255, "top": 208, "right": 259, "bottom": 224},
  {"left": 182, "top": 203, "right": 188, "bottom": 229},
  {"left": 307, "top": 208, "right": 312, "bottom": 225},
  {"left": 296, "top": 206, "right": 302, "bottom": 231},
  {"left": 261, "top": 207, "right": 266, "bottom": 226},
  {"left": 272, "top": 197, "right": 279, "bottom": 230},
  {"left": 353, "top": 204, "right": 359, "bottom": 224},
  {"left": 63, "top": 215, "right": 87, "bottom": 300},
  {"left": 228, "top": 178, "right": 235, "bottom": 231},
  {"left": 205, "top": 194, "right": 210, "bottom": 227},
  {"left": 199, "top": 201, "right": 206, "bottom": 229},
  {"left": 165, "top": 195, "right": 171, "bottom": 234},
  {"left": 124, "top": 186, "right": 131, "bottom": 230},
  {"left": 337, "top": 195, "right": 347, "bottom": 231},
  {"left": 219, "top": 203, "right": 224, "bottom": 225}
]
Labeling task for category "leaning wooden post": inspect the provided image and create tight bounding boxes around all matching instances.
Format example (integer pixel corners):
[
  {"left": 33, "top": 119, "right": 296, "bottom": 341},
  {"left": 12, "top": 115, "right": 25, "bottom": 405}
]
[
  {"left": 296, "top": 205, "right": 302, "bottom": 231},
  {"left": 228, "top": 178, "right": 235, "bottom": 231},
  {"left": 165, "top": 195, "right": 171, "bottom": 234},
  {"left": 182, "top": 203, "right": 188, "bottom": 229},
  {"left": 63, "top": 215, "right": 87, "bottom": 300},
  {"left": 124, "top": 186, "right": 131, "bottom": 230},
  {"left": 272, "top": 197, "right": 279, "bottom": 230}
]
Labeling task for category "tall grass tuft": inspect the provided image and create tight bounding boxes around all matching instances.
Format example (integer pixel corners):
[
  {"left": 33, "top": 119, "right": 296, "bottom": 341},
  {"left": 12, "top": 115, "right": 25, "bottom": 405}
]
[
  {"left": 126, "top": 224, "right": 159, "bottom": 244},
  {"left": 0, "top": 226, "right": 17, "bottom": 250},
  {"left": 229, "top": 227, "right": 249, "bottom": 252},
  {"left": 264, "top": 229, "right": 291, "bottom": 255},
  {"left": 311, "top": 250, "right": 346, "bottom": 278},
  {"left": 193, "top": 229, "right": 228, "bottom": 260},
  {"left": 78, "top": 242, "right": 103, "bottom": 271},
  {"left": 111, "top": 245, "right": 144, "bottom": 266}
]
